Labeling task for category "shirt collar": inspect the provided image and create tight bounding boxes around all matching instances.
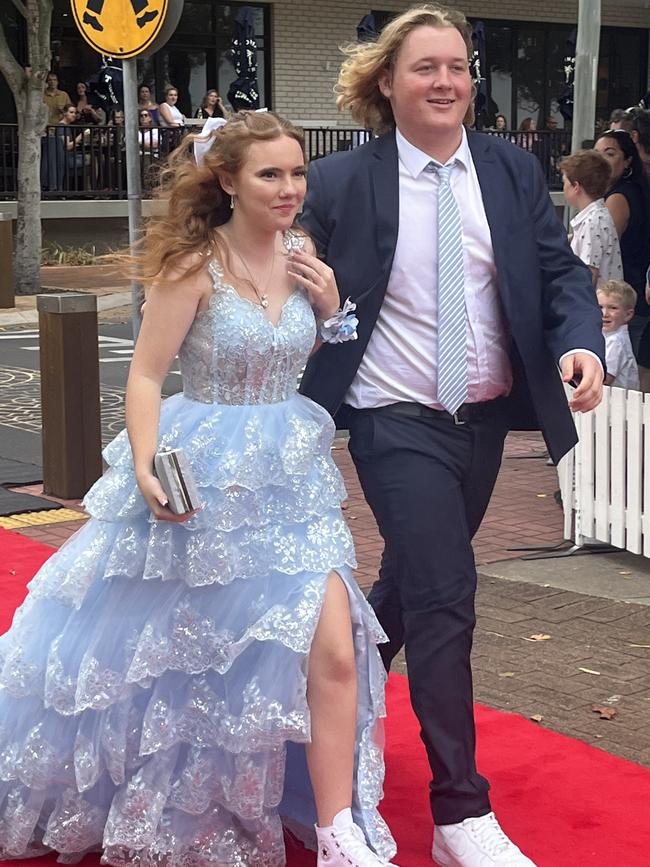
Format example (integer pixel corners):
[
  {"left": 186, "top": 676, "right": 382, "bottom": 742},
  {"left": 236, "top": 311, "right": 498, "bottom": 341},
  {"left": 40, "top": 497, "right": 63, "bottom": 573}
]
[
  {"left": 570, "top": 197, "right": 605, "bottom": 229},
  {"left": 396, "top": 126, "right": 470, "bottom": 179}
]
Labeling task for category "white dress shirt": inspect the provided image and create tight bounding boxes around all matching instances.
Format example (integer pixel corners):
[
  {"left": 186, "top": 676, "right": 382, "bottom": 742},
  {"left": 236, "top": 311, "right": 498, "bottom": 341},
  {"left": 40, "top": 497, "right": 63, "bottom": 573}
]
[
  {"left": 347, "top": 127, "right": 512, "bottom": 409},
  {"left": 604, "top": 325, "right": 640, "bottom": 390},
  {"left": 570, "top": 198, "right": 623, "bottom": 285}
]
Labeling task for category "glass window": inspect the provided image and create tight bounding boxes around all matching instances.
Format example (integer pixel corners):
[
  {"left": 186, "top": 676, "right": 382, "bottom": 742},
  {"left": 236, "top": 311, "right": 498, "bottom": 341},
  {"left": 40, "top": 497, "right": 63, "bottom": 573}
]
[
  {"left": 515, "top": 28, "right": 544, "bottom": 131},
  {"left": 158, "top": 50, "right": 207, "bottom": 116},
  {"left": 176, "top": 2, "right": 216, "bottom": 36},
  {"left": 599, "top": 27, "right": 647, "bottom": 116},
  {"left": 154, "top": 2, "right": 268, "bottom": 114},
  {"left": 485, "top": 25, "right": 513, "bottom": 128},
  {"left": 544, "top": 27, "right": 573, "bottom": 129}
]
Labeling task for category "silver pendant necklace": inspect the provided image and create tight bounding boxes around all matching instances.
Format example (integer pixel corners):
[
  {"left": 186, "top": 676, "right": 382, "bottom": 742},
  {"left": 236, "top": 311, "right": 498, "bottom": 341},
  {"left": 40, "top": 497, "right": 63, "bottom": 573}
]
[{"left": 231, "top": 244, "right": 275, "bottom": 309}]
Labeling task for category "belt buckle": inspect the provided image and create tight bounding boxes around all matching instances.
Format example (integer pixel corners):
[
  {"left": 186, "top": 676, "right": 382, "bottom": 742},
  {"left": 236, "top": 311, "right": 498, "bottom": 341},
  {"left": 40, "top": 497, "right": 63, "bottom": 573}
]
[{"left": 452, "top": 410, "right": 466, "bottom": 426}]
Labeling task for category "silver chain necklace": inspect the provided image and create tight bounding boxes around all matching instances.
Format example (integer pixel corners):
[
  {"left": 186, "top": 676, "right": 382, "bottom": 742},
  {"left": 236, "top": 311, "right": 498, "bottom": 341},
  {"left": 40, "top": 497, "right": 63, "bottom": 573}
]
[{"left": 230, "top": 243, "right": 276, "bottom": 309}]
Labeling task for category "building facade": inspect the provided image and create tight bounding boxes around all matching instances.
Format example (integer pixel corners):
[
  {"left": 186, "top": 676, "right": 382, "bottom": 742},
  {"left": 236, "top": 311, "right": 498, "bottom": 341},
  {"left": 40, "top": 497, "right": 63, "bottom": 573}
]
[{"left": 1, "top": 1, "right": 649, "bottom": 129}]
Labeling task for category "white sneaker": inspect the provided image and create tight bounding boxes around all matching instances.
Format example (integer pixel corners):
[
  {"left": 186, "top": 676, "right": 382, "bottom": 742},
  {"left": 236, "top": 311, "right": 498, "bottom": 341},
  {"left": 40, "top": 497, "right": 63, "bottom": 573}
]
[
  {"left": 316, "top": 808, "right": 399, "bottom": 866},
  {"left": 432, "top": 812, "right": 536, "bottom": 866}
]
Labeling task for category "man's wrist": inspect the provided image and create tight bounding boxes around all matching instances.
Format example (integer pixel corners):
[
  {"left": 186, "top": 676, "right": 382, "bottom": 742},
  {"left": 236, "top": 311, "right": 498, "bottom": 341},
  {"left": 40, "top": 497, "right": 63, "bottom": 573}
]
[{"left": 559, "top": 349, "right": 603, "bottom": 372}]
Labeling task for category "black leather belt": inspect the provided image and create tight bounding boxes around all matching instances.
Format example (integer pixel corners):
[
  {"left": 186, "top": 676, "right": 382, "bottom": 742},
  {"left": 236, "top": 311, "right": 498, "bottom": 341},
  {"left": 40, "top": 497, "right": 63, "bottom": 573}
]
[{"left": 376, "top": 397, "right": 508, "bottom": 426}]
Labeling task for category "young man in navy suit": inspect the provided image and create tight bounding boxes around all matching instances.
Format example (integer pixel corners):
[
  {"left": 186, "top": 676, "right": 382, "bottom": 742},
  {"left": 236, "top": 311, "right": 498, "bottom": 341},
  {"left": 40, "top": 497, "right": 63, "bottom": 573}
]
[{"left": 300, "top": 5, "right": 604, "bottom": 866}]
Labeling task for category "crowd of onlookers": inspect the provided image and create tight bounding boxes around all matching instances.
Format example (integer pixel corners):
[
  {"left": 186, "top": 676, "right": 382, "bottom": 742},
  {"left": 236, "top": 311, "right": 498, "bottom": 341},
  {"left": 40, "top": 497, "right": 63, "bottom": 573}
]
[
  {"left": 43, "top": 71, "right": 231, "bottom": 130},
  {"left": 39, "top": 71, "right": 232, "bottom": 192},
  {"left": 561, "top": 106, "right": 650, "bottom": 392}
]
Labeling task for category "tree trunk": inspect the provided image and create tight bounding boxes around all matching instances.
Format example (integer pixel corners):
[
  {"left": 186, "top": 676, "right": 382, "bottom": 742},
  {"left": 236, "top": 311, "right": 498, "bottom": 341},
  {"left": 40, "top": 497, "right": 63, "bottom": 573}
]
[
  {"left": 15, "top": 97, "right": 44, "bottom": 295},
  {"left": 0, "top": 0, "right": 52, "bottom": 295}
]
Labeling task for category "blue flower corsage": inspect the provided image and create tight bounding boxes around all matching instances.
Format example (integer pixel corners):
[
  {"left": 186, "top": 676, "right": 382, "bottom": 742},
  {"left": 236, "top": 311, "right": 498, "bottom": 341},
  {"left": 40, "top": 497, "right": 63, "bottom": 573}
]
[{"left": 319, "top": 297, "right": 359, "bottom": 344}]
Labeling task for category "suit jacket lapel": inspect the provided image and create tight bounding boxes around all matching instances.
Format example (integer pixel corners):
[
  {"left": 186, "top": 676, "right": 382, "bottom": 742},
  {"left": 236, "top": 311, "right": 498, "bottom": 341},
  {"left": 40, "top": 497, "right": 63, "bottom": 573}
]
[
  {"left": 368, "top": 131, "right": 400, "bottom": 279},
  {"left": 467, "top": 131, "right": 512, "bottom": 304}
]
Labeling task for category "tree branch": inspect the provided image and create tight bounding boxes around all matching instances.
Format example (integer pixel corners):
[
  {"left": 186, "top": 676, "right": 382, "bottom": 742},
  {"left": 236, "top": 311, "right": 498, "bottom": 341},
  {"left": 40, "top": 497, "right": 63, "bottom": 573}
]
[
  {"left": 36, "top": 0, "right": 53, "bottom": 74},
  {"left": 0, "top": 17, "right": 25, "bottom": 97},
  {"left": 10, "top": 0, "right": 29, "bottom": 20}
]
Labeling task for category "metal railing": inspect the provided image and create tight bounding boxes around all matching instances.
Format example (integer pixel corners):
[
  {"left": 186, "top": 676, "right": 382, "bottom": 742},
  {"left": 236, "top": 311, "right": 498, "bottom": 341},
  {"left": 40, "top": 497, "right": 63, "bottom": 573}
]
[
  {"left": 0, "top": 124, "right": 570, "bottom": 200},
  {"left": 0, "top": 124, "right": 184, "bottom": 199},
  {"left": 489, "top": 129, "right": 571, "bottom": 191}
]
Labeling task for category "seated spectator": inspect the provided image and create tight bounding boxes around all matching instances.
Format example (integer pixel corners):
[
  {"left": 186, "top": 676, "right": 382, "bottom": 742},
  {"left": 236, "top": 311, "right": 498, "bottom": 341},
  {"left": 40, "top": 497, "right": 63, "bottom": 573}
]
[
  {"left": 138, "top": 84, "right": 159, "bottom": 125},
  {"left": 98, "top": 108, "right": 126, "bottom": 190},
  {"left": 631, "top": 109, "right": 650, "bottom": 182},
  {"left": 76, "top": 81, "right": 105, "bottom": 125},
  {"left": 561, "top": 149, "right": 624, "bottom": 285},
  {"left": 138, "top": 108, "right": 159, "bottom": 152},
  {"left": 138, "top": 108, "right": 160, "bottom": 190},
  {"left": 517, "top": 117, "right": 538, "bottom": 151},
  {"left": 44, "top": 72, "right": 71, "bottom": 125},
  {"left": 108, "top": 108, "right": 125, "bottom": 126},
  {"left": 597, "top": 280, "right": 640, "bottom": 390},
  {"left": 56, "top": 104, "right": 89, "bottom": 180},
  {"left": 487, "top": 114, "right": 509, "bottom": 134},
  {"left": 158, "top": 86, "right": 185, "bottom": 127},
  {"left": 195, "top": 89, "right": 229, "bottom": 119}
]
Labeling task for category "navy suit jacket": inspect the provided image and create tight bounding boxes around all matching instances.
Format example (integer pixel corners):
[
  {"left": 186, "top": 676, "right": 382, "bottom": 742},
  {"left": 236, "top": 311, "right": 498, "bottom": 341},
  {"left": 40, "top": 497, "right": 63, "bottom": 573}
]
[{"left": 299, "top": 129, "right": 605, "bottom": 464}]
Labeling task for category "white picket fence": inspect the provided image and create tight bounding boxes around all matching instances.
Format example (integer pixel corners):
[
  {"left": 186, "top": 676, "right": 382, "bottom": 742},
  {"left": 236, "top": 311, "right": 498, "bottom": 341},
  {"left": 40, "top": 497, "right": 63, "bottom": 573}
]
[{"left": 557, "top": 386, "right": 649, "bottom": 555}]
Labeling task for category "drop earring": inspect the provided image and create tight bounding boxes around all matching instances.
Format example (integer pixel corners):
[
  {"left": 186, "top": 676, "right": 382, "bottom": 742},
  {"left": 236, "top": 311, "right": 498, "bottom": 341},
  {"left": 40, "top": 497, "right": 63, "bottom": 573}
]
[{"left": 230, "top": 195, "right": 235, "bottom": 209}]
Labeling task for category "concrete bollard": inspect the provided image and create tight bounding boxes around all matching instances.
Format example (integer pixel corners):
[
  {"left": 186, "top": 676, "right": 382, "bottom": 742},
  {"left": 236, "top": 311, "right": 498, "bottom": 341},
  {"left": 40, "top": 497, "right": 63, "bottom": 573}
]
[
  {"left": 0, "top": 213, "right": 15, "bottom": 309},
  {"left": 37, "top": 293, "right": 102, "bottom": 499}
]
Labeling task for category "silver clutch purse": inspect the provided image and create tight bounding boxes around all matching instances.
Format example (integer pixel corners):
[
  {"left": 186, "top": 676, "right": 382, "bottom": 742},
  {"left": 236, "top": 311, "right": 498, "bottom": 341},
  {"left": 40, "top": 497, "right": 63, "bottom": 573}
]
[{"left": 153, "top": 447, "right": 202, "bottom": 515}]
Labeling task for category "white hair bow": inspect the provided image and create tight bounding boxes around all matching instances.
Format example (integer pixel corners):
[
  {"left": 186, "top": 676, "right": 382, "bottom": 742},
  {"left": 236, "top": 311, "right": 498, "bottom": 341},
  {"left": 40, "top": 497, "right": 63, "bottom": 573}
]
[
  {"left": 193, "top": 109, "right": 269, "bottom": 168},
  {"left": 193, "top": 117, "right": 228, "bottom": 168}
]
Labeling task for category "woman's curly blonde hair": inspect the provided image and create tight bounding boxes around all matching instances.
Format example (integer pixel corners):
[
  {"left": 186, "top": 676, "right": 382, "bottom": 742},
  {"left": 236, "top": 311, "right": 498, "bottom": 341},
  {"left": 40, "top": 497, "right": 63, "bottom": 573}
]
[
  {"left": 135, "top": 111, "right": 305, "bottom": 286},
  {"left": 336, "top": 4, "right": 474, "bottom": 134}
]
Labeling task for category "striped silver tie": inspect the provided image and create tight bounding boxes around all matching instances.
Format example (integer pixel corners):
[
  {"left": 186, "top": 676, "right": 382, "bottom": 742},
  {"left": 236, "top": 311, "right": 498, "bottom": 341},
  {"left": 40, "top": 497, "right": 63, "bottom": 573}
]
[{"left": 430, "top": 161, "right": 468, "bottom": 414}]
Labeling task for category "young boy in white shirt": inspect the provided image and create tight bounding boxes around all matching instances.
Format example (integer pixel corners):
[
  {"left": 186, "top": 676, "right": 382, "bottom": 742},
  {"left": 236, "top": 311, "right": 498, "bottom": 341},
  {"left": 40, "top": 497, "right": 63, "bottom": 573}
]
[
  {"left": 561, "top": 149, "right": 623, "bottom": 285},
  {"left": 597, "top": 280, "right": 640, "bottom": 390}
]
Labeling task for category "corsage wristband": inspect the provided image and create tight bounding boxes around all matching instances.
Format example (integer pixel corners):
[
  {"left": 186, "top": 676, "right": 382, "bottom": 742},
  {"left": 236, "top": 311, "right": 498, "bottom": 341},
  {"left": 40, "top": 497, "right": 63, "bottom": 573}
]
[{"left": 319, "top": 297, "right": 359, "bottom": 344}]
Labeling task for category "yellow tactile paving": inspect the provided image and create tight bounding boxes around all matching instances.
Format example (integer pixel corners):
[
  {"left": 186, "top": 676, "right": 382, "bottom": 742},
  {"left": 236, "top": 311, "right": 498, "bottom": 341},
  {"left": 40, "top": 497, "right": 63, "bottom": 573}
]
[{"left": 0, "top": 508, "right": 87, "bottom": 529}]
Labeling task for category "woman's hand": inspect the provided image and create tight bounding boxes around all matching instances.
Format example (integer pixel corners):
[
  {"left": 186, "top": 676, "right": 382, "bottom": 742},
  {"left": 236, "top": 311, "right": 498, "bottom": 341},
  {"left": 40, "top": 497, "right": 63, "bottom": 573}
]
[
  {"left": 136, "top": 470, "right": 195, "bottom": 523},
  {"left": 287, "top": 250, "right": 340, "bottom": 321}
]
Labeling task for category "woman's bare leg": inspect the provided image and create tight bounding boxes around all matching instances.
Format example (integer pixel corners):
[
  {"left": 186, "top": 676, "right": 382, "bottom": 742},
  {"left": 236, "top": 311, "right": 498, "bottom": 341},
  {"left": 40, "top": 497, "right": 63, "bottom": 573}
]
[{"left": 306, "top": 571, "right": 357, "bottom": 827}]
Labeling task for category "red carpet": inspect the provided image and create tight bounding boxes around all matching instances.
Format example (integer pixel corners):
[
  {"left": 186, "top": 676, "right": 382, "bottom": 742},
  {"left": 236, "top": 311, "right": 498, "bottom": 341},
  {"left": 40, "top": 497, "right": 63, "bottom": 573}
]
[
  {"left": 2, "top": 527, "right": 650, "bottom": 866},
  {"left": 0, "top": 527, "right": 55, "bottom": 631}
]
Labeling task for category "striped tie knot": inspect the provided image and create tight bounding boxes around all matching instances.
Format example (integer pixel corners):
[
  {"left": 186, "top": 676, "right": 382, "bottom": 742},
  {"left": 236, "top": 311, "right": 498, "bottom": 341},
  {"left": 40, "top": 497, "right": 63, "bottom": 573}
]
[
  {"left": 424, "top": 161, "right": 456, "bottom": 185},
  {"left": 436, "top": 163, "right": 453, "bottom": 186}
]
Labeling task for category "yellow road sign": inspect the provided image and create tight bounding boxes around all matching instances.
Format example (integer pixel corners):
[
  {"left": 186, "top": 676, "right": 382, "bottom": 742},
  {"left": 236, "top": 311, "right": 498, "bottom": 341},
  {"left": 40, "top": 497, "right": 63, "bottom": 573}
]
[{"left": 70, "top": 0, "right": 169, "bottom": 59}]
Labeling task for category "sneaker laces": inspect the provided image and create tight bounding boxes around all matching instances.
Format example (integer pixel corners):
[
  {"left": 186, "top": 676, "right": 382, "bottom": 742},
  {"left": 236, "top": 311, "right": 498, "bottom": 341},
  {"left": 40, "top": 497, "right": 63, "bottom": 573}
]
[
  {"left": 463, "top": 813, "right": 515, "bottom": 858},
  {"left": 333, "top": 823, "right": 386, "bottom": 865}
]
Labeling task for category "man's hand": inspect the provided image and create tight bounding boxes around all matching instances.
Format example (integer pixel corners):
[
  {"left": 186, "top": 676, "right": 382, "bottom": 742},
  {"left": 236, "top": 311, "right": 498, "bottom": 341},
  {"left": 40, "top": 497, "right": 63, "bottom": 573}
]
[{"left": 560, "top": 352, "right": 604, "bottom": 413}]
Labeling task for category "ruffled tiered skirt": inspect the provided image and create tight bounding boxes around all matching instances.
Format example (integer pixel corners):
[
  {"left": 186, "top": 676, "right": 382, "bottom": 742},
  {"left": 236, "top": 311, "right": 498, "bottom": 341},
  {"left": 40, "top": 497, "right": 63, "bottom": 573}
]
[{"left": 0, "top": 393, "right": 395, "bottom": 866}]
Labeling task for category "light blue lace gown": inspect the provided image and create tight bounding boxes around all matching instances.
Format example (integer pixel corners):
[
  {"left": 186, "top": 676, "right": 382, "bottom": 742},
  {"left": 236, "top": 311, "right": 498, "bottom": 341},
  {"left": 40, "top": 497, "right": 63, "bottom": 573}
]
[{"left": 0, "top": 252, "right": 396, "bottom": 866}]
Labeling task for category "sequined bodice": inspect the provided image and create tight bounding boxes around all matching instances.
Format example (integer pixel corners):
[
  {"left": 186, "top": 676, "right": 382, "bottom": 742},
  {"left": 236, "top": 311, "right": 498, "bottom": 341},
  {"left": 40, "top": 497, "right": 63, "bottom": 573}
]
[{"left": 178, "top": 260, "right": 316, "bottom": 405}]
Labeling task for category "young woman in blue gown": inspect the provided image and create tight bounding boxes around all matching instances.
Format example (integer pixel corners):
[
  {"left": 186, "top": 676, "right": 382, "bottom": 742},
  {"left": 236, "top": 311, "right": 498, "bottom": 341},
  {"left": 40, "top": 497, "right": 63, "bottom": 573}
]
[{"left": 0, "top": 111, "right": 397, "bottom": 867}]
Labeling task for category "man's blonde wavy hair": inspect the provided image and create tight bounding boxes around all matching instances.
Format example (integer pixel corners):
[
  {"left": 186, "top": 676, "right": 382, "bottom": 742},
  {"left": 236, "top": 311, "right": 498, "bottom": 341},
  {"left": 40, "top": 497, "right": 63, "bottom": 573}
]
[{"left": 336, "top": 4, "right": 474, "bottom": 134}]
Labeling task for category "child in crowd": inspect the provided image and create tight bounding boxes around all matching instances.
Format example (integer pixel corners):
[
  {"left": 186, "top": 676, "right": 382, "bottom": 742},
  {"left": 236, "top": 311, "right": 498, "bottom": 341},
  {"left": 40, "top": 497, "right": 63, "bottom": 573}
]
[
  {"left": 597, "top": 280, "right": 640, "bottom": 390},
  {"left": 561, "top": 149, "right": 623, "bottom": 285}
]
